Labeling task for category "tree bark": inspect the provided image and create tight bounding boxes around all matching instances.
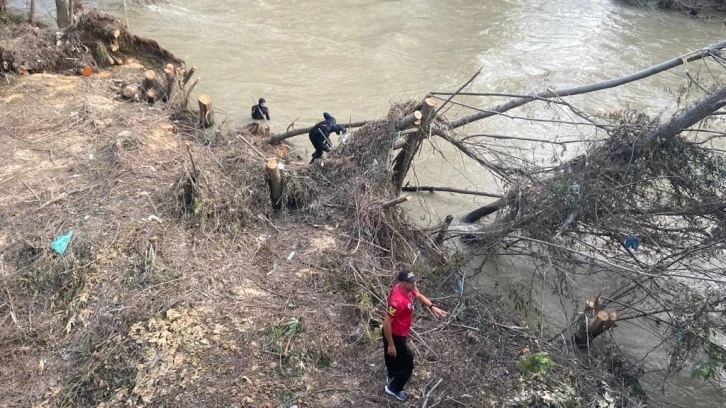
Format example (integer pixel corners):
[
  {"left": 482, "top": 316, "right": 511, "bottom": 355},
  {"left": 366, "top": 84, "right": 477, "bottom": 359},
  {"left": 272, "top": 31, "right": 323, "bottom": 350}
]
[
  {"left": 29, "top": 0, "right": 36, "bottom": 23},
  {"left": 435, "top": 215, "right": 454, "bottom": 244},
  {"left": 164, "top": 64, "right": 175, "bottom": 103},
  {"left": 266, "top": 159, "right": 283, "bottom": 208},
  {"left": 183, "top": 66, "right": 197, "bottom": 86},
  {"left": 392, "top": 98, "right": 437, "bottom": 192},
  {"left": 449, "top": 40, "right": 726, "bottom": 129},
  {"left": 382, "top": 195, "right": 411, "bottom": 209},
  {"left": 198, "top": 94, "right": 214, "bottom": 128},
  {"left": 397, "top": 110, "right": 422, "bottom": 130},
  {"left": 264, "top": 121, "right": 369, "bottom": 145},
  {"left": 55, "top": 0, "right": 70, "bottom": 28},
  {"left": 143, "top": 70, "right": 156, "bottom": 92},
  {"left": 573, "top": 294, "right": 617, "bottom": 346},
  {"left": 462, "top": 198, "right": 506, "bottom": 223},
  {"left": 402, "top": 185, "right": 503, "bottom": 198}
]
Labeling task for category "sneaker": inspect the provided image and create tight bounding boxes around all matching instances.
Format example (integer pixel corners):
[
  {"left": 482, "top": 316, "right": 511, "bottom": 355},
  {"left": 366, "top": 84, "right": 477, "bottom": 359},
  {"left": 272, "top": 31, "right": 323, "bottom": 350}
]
[{"left": 384, "top": 385, "right": 407, "bottom": 401}]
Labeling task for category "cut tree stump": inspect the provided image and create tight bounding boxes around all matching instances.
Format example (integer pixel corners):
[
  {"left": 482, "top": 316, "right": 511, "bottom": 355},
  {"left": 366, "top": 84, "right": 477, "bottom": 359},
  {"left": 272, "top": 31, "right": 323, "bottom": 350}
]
[
  {"left": 183, "top": 65, "right": 197, "bottom": 86},
  {"left": 398, "top": 110, "right": 422, "bottom": 130},
  {"left": 146, "top": 89, "right": 156, "bottom": 104},
  {"left": 266, "top": 159, "right": 283, "bottom": 208},
  {"left": 143, "top": 70, "right": 156, "bottom": 91},
  {"left": 164, "top": 64, "right": 175, "bottom": 103},
  {"left": 122, "top": 85, "right": 138, "bottom": 100},
  {"left": 573, "top": 294, "right": 618, "bottom": 346},
  {"left": 198, "top": 94, "right": 214, "bottom": 128}
]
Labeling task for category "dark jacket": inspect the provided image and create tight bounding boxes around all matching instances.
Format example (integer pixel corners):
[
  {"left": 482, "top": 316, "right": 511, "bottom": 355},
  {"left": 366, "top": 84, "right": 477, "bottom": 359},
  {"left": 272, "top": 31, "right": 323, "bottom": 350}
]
[
  {"left": 309, "top": 120, "right": 345, "bottom": 150},
  {"left": 251, "top": 104, "right": 270, "bottom": 120}
]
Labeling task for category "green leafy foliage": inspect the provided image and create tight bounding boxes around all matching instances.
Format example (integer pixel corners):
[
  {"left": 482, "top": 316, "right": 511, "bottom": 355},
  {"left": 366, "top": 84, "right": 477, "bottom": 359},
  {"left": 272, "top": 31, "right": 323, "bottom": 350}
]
[
  {"left": 691, "top": 343, "right": 726, "bottom": 381},
  {"left": 519, "top": 351, "right": 555, "bottom": 376}
]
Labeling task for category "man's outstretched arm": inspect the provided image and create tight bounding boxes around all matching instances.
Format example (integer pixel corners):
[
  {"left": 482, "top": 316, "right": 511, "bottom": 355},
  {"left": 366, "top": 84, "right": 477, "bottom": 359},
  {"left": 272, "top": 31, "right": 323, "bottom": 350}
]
[{"left": 415, "top": 292, "right": 447, "bottom": 318}]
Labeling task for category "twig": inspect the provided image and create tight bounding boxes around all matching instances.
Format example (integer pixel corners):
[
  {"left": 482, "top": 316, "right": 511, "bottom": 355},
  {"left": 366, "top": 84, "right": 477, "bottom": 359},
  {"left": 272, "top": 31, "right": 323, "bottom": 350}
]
[
  {"left": 21, "top": 179, "right": 41, "bottom": 202},
  {"left": 235, "top": 134, "right": 267, "bottom": 161},
  {"left": 5, "top": 288, "right": 18, "bottom": 327},
  {"left": 421, "top": 378, "right": 443, "bottom": 408},
  {"left": 382, "top": 194, "right": 411, "bottom": 209},
  {"left": 432, "top": 67, "right": 482, "bottom": 117},
  {"left": 38, "top": 192, "right": 68, "bottom": 210},
  {"left": 185, "top": 143, "right": 198, "bottom": 176}
]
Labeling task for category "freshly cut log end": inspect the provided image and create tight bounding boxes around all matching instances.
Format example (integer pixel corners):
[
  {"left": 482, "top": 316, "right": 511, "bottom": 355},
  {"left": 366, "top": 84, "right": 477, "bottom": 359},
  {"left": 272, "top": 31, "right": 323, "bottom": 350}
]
[
  {"left": 397, "top": 110, "right": 423, "bottom": 130},
  {"left": 109, "top": 54, "right": 123, "bottom": 65},
  {"left": 143, "top": 70, "right": 157, "bottom": 91},
  {"left": 122, "top": 85, "right": 138, "bottom": 99},
  {"left": 419, "top": 97, "right": 438, "bottom": 123},
  {"left": 198, "top": 94, "right": 214, "bottom": 128},
  {"left": 112, "top": 29, "right": 121, "bottom": 39},
  {"left": 602, "top": 310, "right": 618, "bottom": 330},
  {"left": 146, "top": 89, "right": 157, "bottom": 104},
  {"left": 110, "top": 43, "right": 119, "bottom": 52},
  {"left": 589, "top": 310, "right": 609, "bottom": 333},
  {"left": 164, "top": 64, "right": 175, "bottom": 103},
  {"left": 183, "top": 65, "right": 198, "bottom": 86}
]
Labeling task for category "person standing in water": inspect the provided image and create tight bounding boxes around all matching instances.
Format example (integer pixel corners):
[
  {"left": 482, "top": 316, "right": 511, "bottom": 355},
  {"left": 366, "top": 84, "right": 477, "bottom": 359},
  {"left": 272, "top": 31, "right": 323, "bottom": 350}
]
[{"left": 251, "top": 97, "right": 271, "bottom": 120}]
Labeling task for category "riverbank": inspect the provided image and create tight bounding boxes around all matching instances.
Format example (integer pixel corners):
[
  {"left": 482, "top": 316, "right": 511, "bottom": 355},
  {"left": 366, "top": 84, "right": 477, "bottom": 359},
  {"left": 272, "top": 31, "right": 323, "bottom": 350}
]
[{"left": 0, "top": 13, "right": 644, "bottom": 407}]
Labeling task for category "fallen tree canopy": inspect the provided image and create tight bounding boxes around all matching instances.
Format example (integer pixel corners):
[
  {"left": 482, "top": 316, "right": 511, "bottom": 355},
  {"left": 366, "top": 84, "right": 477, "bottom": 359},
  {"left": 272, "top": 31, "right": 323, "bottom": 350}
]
[{"left": 419, "top": 38, "right": 726, "bottom": 394}]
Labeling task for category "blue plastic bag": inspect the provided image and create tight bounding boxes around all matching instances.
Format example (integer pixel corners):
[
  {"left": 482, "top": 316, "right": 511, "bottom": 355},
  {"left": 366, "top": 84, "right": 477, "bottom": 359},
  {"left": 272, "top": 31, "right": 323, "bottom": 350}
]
[
  {"left": 624, "top": 235, "right": 640, "bottom": 251},
  {"left": 51, "top": 231, "right": 73, "bottom": 255}
]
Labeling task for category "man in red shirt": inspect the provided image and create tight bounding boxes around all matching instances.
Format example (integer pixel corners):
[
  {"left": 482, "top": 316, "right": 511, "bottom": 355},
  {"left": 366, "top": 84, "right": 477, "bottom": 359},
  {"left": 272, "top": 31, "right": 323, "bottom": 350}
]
[{"left": 382, "top": 271, "right": 447, "bottom": 401}]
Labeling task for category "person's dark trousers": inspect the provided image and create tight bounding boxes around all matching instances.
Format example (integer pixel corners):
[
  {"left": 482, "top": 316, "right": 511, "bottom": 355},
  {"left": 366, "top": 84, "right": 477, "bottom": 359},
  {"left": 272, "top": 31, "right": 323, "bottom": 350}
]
[
  {"left": 383, "top": 335, "right": 414, "bottom": 393},
  {"left": 309, "top": 139, "right": 330, "bottom": 163}
]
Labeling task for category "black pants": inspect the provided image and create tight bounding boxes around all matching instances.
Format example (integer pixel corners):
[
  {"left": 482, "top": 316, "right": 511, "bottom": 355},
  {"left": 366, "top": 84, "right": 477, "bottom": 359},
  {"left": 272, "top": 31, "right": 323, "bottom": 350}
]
[
  {"left": 309, "top": 139, "right": 331, "bottom": 163},
  {"left": 383, "top": 335, "right": 414, "bottom": 393}
]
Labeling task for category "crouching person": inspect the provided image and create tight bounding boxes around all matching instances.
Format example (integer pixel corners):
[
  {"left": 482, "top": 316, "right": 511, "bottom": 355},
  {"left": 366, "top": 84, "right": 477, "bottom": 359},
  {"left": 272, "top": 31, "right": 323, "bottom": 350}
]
[{"left": 308, "top": 112, "right": 346, "bottom": 164}]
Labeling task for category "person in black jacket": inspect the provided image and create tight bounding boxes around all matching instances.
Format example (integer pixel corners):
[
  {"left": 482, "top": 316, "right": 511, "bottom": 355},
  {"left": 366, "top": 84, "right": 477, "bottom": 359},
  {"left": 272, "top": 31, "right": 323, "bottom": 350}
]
[
  {"left": 308, "top": 112, "right": 346, "bottom": 164},
  {"left": 251, "top": 98, "right": 270, "bottom": 120}
]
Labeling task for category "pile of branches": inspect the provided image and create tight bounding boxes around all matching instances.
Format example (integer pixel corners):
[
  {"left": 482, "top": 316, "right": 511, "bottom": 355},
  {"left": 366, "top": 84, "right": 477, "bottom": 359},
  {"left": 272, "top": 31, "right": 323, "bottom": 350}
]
[
  {"left": 620, "top": 0, "right": 726, "bottom": 13},
  {"left": 431, "top": 40, "right": 726, "bottom": 388},
  {"left": 1, "top": 10, "right": 181, "bottom": 76},
  {"left": 171, "top": 101, "right": 445, "bottom": 267}
]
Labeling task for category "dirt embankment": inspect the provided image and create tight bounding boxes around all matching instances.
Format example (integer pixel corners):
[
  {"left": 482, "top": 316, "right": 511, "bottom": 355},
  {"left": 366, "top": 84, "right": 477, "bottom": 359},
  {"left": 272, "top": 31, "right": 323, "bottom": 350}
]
[{"left": 1, "top": 12, "right": 643, "bottom": 408}]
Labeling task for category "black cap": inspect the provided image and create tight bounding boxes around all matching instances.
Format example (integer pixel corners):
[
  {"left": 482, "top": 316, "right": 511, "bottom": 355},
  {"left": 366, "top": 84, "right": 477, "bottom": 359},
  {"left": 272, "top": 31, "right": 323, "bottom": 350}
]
[
  {"left": 397, "top": 270, "right": 419, "bottom": 283},
  {"left": 323, "top": 112, "right": 333, "bottom": 121},
  {"left": 259, "top": 98, "right": 266, "bottom": 104}
]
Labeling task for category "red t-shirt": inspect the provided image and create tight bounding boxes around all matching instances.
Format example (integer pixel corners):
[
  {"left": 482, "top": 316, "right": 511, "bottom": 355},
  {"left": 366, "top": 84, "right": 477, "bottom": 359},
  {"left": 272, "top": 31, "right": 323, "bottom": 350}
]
[{"left": 386, "top": 283, "right": 418, "bottom": 337}]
